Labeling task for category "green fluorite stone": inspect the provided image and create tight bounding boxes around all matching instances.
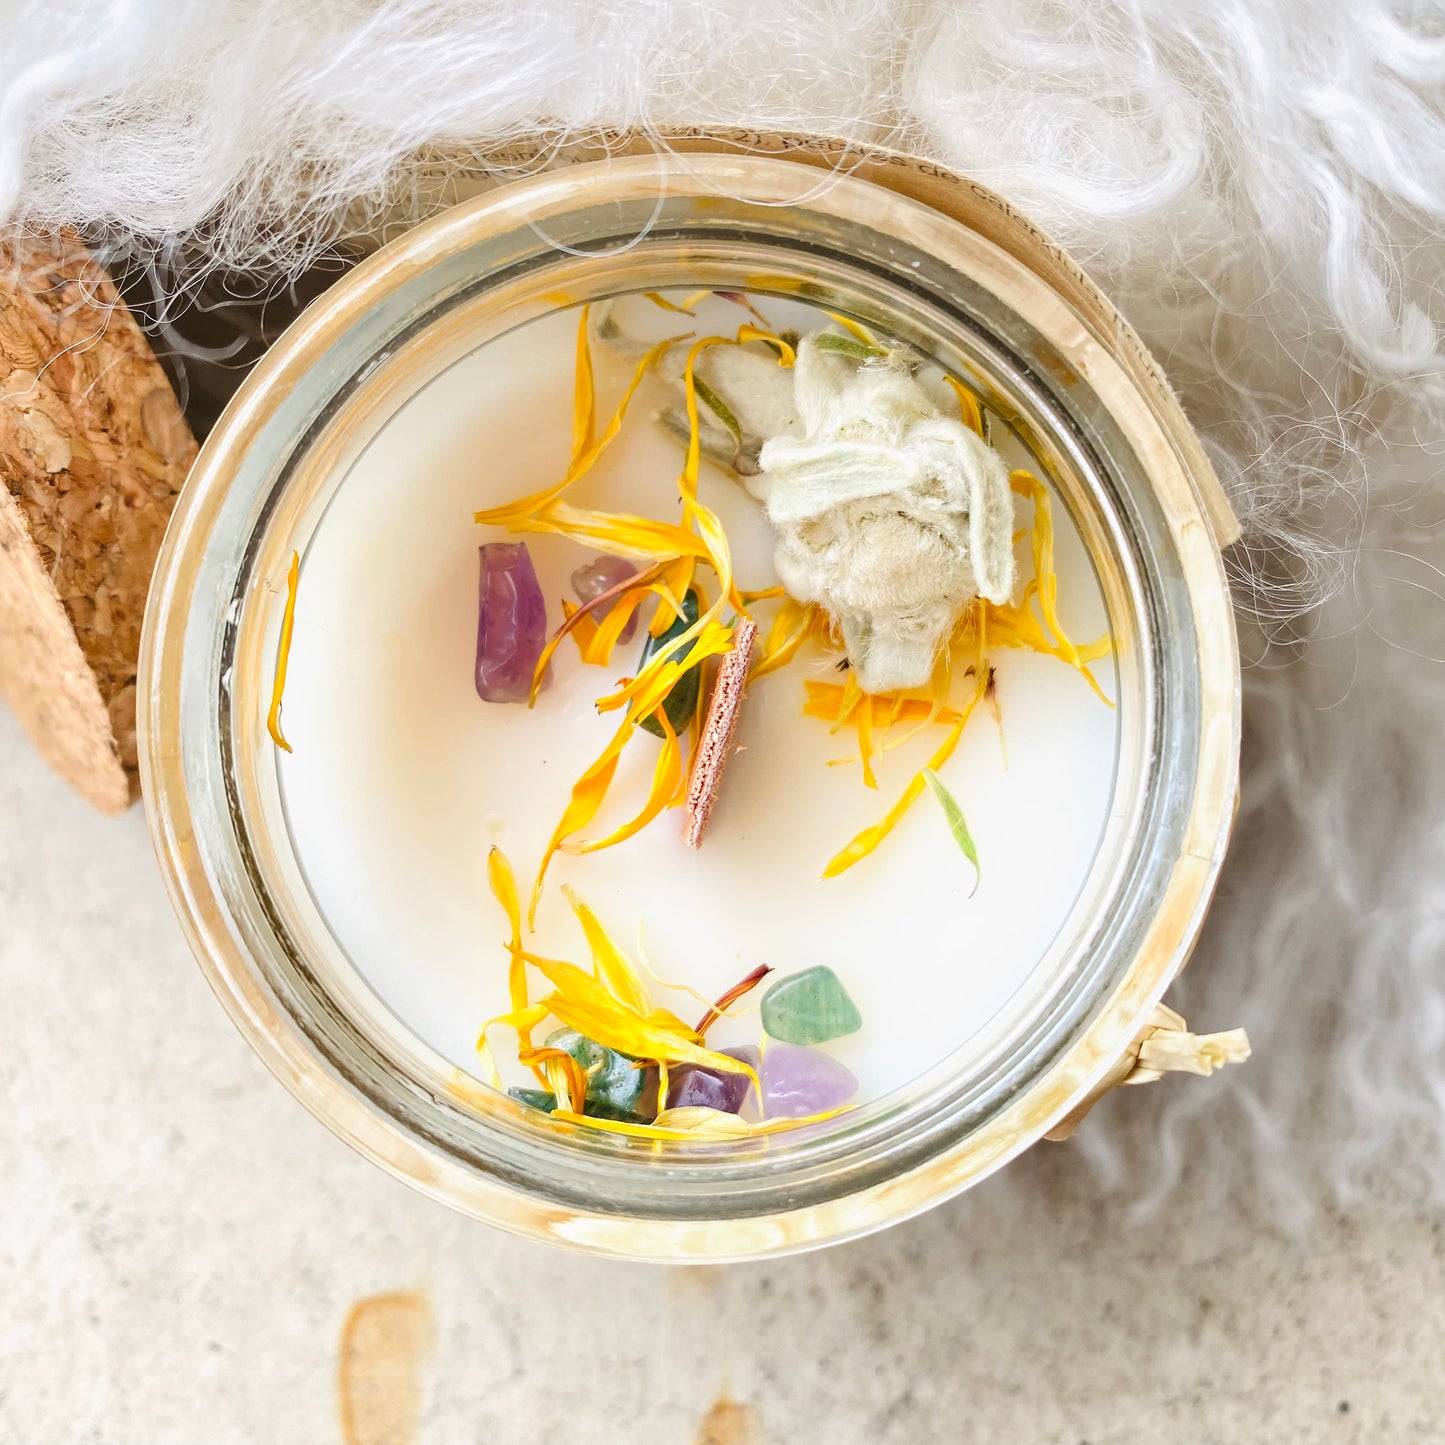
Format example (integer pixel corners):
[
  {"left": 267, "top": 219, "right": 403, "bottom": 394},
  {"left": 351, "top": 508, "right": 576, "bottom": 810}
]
[
  {"left": 638, "top": 589, "right": 701, "bottom": 737},
  {"left": 546, "top": 1028, "right": 658, "bottom": 1121},
  {"left": 760, "top": 966, "right": 862, "bottom": 1046},
  {"left": 508, "top": 1087, "right": 557, "bottom": 1113}
]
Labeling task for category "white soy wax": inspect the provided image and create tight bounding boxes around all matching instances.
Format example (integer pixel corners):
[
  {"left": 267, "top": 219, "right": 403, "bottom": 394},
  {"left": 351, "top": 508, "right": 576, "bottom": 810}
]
[{"left": 277, "top": 292, "right": 1118, "bottom": 1105}]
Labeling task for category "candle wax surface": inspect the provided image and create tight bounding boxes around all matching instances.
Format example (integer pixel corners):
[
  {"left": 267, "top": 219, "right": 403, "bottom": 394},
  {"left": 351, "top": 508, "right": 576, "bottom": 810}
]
[{"left": 278, "top": 292, "right": 1118, "bottom": 1105}]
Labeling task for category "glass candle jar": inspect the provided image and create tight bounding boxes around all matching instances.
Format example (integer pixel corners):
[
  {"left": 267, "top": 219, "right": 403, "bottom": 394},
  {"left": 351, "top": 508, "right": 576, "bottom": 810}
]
[{"left": 139, "top": 149, "right": 1238, "bottom": 1259}]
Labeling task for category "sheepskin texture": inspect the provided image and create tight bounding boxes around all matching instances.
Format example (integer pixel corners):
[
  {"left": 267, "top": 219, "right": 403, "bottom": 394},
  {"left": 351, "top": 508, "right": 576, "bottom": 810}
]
[
  {"left": 5, "top": 0, "right": 1445, "bottom": 1226},
  {"left": 753, "top": 336, "right": 1016, "bottom": 691}
]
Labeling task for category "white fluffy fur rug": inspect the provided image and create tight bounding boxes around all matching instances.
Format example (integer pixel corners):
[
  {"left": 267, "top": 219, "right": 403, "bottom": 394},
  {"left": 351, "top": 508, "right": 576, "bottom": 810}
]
[{"left": 6, "top": 0, "right": 1445, "bottom": 1226}]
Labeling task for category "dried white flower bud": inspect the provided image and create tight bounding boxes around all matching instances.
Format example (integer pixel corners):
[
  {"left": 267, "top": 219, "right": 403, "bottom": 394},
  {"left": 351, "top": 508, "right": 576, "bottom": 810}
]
[
  {"left": 595, "top": 306, "right": 1018, "bottom": 691},
  {"left": 751, "top": 335, "right": 1016, "bottom": 692}
]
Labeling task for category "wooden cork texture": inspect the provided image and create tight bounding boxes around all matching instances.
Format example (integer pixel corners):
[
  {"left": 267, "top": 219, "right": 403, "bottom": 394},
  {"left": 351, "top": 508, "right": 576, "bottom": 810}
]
[{"left": 0, "top": 231, "right": 196, "bottom": 813}]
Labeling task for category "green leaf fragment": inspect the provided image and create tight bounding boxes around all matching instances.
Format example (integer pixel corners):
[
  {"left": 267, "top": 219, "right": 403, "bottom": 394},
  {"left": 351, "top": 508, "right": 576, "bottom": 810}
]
[
  {"left": 692, "top": 375, "right": 743, "bottom": 445},
  {"left": 815, "top": 332, "right": 887, "bottom": 361},
  {"left": 922, "top": 767, "right": 981, "bottom": 895}
]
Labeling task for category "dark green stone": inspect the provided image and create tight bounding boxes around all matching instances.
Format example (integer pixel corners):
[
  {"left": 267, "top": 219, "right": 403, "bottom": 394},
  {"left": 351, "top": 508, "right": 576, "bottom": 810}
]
[
  {"left": 545, "top": 1028, "right": 658, "bottom": 1121},
  {"left": 637, "top": 588, "right": 702, "bottom": 737},
  {"left": 508, "top": 1087, "right": 558, "bottom": 1113},
  {"left": 760, "top": 966, "right": 863, "bottom": 1046},
  {"left": 507, "top": 1083, "right": 645, "bottom": 1123}
]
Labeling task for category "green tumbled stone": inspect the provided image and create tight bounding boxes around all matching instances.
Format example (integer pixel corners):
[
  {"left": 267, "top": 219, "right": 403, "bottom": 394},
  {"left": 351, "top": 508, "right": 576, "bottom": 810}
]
[
  {"left": 638, "top": 588, "right": 702, "bottom": 737},
  {"left": 760, "top": 966, "right": 863, "bottom": 1045},
  {"left": 508, "top": 1087, "right": 558, "bottom": 1113},
  {"left": 545, "top": 1028, "right": 658, "bottom": 1121}
]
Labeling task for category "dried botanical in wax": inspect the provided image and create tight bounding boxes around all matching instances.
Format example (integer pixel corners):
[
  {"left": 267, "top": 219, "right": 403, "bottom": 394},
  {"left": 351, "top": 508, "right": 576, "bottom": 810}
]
[
  {"left": 751, "top": 335, "right": 1016, "bottom": 692},
  {"left": 461, "top": 291, "right": 1117, "bottom": 1141}
]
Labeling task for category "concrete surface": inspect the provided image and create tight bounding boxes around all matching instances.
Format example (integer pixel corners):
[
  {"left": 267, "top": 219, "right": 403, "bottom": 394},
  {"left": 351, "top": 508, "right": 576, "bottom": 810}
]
[{"left": 2, "top": 701, "right": 1442, "bottom": 1444}]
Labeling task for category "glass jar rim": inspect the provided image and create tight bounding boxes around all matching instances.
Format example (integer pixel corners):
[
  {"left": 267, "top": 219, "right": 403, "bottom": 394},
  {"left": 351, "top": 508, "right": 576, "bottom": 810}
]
[{"left": 138, "top": 149, "right": 1239, "bottom": 1260}]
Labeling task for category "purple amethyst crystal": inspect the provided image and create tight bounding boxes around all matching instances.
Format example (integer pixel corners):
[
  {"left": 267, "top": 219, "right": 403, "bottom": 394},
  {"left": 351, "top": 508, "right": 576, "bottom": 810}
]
[
  {"left": 760, "top": 1043, "right": 857, "bottom": 1119},
  {"left": 668, "top": 1045, "right": 759, "bottom": 1114},
  {"left": 571, "top": 554, "right": 639, "bottom": 643},
  {"left": 475, "top": 542, "right": 548, "bottom": 703}
]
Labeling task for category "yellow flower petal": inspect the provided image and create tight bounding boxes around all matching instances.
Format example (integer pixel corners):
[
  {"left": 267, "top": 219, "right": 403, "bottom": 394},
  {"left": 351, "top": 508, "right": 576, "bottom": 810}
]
[
  {"left": 570, "top": 709, "right": 686, "bottom": 853},
  {"left": 855, "top": 686, "right": 877, "bottom": 790},
  {"left": 643, "top": 290, "right": 698, "bottom": 316},
  {"left": 735, "top": 324, "right": 796, "bottom": 366},
  {"left": 824, "top": 311, "right": 877, "bottom": 347},
  {"left": 536, "top": 556, "right": 675, "bottom": 690},
  {"left": 544, "top": 1111, "right": 712, "bottom": 1141},
  {"left": 542, "top": 993, "right": 759, "bottom": 1083},
  {"left": 942, "top": 374, "right": 983, "bottom": 436},
  {"left": 593, "top": 617, "right": 735, "bottom": 716},
  {"left": 802, "top": 681, "right": 961, "bottom": 728},
  {"left": 529, "top": 741, "right": 623, "bottom": 923},
  {"left": 474, "top": 329, "right": 685, "bottom": 529},
  {"left": 497, "top": 499, "right": 714, "bottom": 563},
  {"left": 560, "top": 599, "right": 603, "bottom": 660},
  {"left": 544, "top": 1104, "right": 851, "bottom": 1141},
  {"left": 266, "top": 550, "right": 300, "bottom": 754},
  {"left": 823, "top": 661, "right": 988, "bottom": 879},
  {"left": 652, "top": 1107, "right": 754, "bottom": 1137},
  {"left": 475, "top": 1002, "right": 549, "bottom": 1088},
  {"left": 562, "top": 885, "right": 652, "bottom": 1015},
  {"left": 752, "top": 597, "right": 820, "bottom": 680},
  {"left": 516, "top": 1044, "right": 587, "bottom": 1113},
  {"left": 487, "top": 846, "right": 531, "bottom": 1039}
]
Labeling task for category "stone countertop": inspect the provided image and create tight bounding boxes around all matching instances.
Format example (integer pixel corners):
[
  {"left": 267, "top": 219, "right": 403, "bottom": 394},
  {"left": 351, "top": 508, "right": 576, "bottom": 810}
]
[{"left": 1, "top": 704, "right": 1441, "bottom": 1444}]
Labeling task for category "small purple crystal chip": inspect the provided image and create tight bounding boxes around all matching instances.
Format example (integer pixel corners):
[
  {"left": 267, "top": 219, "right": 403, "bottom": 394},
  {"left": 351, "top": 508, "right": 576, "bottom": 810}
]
[
  {"left": 475, "top": 542, "right": 548, "bottom": 703},
  {"left": 571, "top": 554, "right": 639, "bottom": 643},
  {"left": 760, "top": 1043, "right": 857, "bottom": 1119},
  {"left": 668, "top": 1045, "right": 759, "bottom": 1114}
]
